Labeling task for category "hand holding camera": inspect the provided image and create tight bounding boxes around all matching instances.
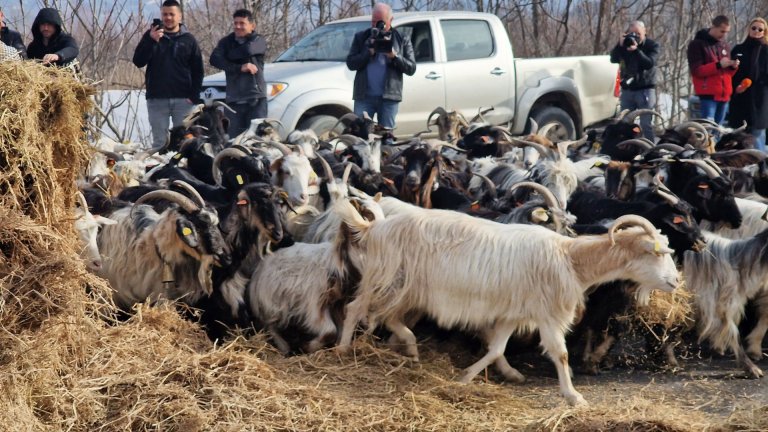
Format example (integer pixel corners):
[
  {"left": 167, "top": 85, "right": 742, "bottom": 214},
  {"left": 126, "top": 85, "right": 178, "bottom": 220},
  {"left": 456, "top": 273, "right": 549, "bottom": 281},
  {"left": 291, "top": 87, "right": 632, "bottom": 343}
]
[
  {"left": 622, "top": 32, "right": 640, "bottom": 51},
  {"left": 369, "top": 20, "right": 394, "bottom": 54}
]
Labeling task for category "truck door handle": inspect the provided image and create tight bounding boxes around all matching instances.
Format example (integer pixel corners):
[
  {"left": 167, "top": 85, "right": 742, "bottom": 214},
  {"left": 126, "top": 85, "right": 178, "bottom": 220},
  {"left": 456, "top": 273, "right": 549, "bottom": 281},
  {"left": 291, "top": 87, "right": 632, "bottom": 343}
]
[
  {"left": 490, "top": 67, "right": 506, "bottom": 76},
  {"left": 425, "top": 71, "right": 443, "bottom": 80}
]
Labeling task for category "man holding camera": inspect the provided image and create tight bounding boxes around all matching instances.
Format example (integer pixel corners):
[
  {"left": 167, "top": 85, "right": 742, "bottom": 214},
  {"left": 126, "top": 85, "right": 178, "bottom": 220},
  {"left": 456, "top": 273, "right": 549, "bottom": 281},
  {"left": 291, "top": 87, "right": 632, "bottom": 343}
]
[
  {"left": 210, "top": 9, "right": 268, "bottom": 138},
  {"left": 132, "top": 0, "right": 204, "bottom": 149},
  {"left": 346, "top": 3, "right": 416, "bottom": 131},
  {"left": 610, "top": 20, "right": 660, "bottom": 141},
  {"left": 687, "top": 15, "right": 739, "bottom": 126}
]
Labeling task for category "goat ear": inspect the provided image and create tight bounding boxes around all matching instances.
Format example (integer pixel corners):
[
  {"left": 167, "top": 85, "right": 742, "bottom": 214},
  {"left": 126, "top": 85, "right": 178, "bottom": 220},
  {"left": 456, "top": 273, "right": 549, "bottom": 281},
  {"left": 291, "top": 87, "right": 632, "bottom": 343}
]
[
  {"left": 95, "top": 215, "right": 118, "bottom": 226},
  {"left": 644, "top": 239, "right": 674, "bottom": 255},
  {"left": 373, "top": 192, "right": 382, "bottom": 202},
  {"left": 270, "top": 158, "right": 283, "bottom": 174},
  {"left": 176, "top": 219, "right": 200, "bottom": 249}
]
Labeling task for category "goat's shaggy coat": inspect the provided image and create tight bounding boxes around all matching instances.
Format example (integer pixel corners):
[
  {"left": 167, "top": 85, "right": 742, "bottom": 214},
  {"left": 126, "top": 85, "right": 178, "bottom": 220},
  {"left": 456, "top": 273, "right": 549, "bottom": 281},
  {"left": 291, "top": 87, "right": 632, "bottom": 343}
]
[
  {"left": 337, "top": 204, "right": 679, "bottom": 406},
  {"left": 683, "top": 229, "right": 768, "bottom": 377}
]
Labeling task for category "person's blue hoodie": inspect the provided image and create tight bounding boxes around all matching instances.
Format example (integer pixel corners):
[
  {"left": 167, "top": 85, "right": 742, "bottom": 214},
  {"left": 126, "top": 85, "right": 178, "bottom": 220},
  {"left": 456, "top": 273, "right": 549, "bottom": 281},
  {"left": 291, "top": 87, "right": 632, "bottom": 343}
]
[{"left": 27, "top": 8, "right": 79, "bottom": 66}]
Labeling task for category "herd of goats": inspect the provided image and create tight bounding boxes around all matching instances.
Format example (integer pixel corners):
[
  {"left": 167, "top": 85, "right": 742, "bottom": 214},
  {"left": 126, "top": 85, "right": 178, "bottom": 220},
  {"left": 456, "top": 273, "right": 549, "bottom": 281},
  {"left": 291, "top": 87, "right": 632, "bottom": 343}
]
[{"left": 73, "top": 104, "right": 768, "bottom": 406}]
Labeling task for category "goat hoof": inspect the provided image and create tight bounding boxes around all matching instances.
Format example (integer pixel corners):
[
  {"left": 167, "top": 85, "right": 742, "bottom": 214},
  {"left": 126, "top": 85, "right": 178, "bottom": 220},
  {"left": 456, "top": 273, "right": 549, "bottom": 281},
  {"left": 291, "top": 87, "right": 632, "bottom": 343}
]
[
  {"left": 565, "top": 392, "right": 588, "bottom": 407},
  {"left": 746, "top": 365, "right": 764, "bottom": 379},
  {"left": 747, "top": 349, "right": 764, "bottom": 362},
  {"left": 335, "top": 345, "right": 351, "bottom": 356},
  {"left": 456, "top": 373, "right": 474, "bottom": 385}
]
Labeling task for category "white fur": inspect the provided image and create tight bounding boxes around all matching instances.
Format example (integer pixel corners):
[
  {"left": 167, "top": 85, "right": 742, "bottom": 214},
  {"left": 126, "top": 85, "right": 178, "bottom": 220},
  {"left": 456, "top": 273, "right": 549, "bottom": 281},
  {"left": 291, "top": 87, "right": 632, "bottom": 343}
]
[{"left": 337, "top": 205, "right": 679, "bottom": 406}]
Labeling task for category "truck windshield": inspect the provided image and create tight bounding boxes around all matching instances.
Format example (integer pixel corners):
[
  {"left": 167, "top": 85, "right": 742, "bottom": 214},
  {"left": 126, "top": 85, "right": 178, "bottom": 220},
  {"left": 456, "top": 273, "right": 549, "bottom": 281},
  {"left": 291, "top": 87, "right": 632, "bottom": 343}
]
[{"left": 276, "top": 22, "right": 370, "bottom": 62}]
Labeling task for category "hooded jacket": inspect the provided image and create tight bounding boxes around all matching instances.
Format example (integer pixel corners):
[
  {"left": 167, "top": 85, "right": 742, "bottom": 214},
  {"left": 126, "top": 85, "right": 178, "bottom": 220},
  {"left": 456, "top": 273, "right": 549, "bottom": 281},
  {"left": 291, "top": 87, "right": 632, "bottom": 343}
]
[
  {"left": 728, "top": 37, "right": 768, "bottom": 130},
  {"left": 26, "top": 8, "right": 78, "bottom": 66},
  {"left": 1, "top": 25, "right": 27, "bottom": 58},
  {"left": 687, "top": 28, "right": 738, "bottom": 102},
  {"left": 609, "top": 37, "right": 660, "bottom": 90},
  {"left": 209, "top": 31, "right": 267, "bottom": 103},
  {"left": 132, "top": 23, "right": 204, "bottom": 101},
  {"left": 346, "top": 27, "right": 416, "bottom": 101}
]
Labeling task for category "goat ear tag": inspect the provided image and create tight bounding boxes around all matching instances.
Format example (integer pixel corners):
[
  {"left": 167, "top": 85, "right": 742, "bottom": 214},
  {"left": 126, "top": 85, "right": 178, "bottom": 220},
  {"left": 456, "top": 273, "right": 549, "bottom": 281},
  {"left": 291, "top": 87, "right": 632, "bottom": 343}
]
[
  {"left": 673, "top": 216, "right": 684, "bottom": 224},
  {"left": 697, "top": 183, "right": 710, "bottom": 190},
  {"left": 184, "top": 133, "right": 194, "bottom": 139},
  {"left": 182, "top": 227, "right": 193, "bottom": 236},
  {"left": 654, "top": 241, "right": 661, "bottom": 252},
  {"left": 173, "top": 153, "right": 183, "bottom": 160},
  {"left": 236, "top": 174, "right": 244, "bottom": 185},
  {"left": 532, "top": 208, "right": 549, "bottom": 222},
  {"left": 632, "top": 126, "right": 641, "bottom": 133},
  {"left": 236, "top": 199, "right": 248, "bottom": 206},
  {"left": 470, "top": 201, "right": 480, "bottom": 211}
]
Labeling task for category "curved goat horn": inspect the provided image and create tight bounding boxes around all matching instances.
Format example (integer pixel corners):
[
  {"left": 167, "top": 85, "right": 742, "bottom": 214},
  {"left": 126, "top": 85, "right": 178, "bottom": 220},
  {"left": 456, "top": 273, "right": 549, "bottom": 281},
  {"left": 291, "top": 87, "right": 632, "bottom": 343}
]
[
  {"left": 471, "top": 172, "right": 497, "bottom": 200},
  {"left": 267, "top": 140, "right": 293, "bottom": 157},
  {"left": 511, "top": 138, "right": 553, "bottom": 159},
  {"left": 75, "top": 191, "right": 88, "bottom": 212},
  {"left": 213, "top": 101, "right": 237, "bottom": 114},
  {"left": 330, "top": 113, "right": 360, "bottom": 137},
  {"left": 507, "top": 181, "right": 563, "bottom": 233},
  {"left": 212, "top": 148, "right": 249, "bottom": 186},
  {"left": 427, "top": 106, "right": 448, "bottom": 127},
  {"left": 623, "top": 109, "right": 663, "bottom": 124},
  {"left": 317, "top": 155, "right": 336, "bottom": 185},
  {"left": 679, "top": 158, "right": 720, "bottom": 179},
  {"left": 528, "top": 118, "right": 539, "bottom": 135},
  {"left": 171, "top": 180, "right": 207, "bottom": 208},
  {"left": 617, "top": 138, "right": 654, "bottom": 151},
  {"left": 608, "top": 214, "right": 658, "bottom": 246},
  {"left": 134, "top": 189, "right": 200, "bottom": 214}
]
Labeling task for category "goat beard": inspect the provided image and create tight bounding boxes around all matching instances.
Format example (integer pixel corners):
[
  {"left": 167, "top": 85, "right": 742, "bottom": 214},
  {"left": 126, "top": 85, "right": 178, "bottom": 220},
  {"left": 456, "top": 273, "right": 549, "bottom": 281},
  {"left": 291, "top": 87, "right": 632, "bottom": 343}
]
[
  {"left": 198, "top": 254, "right": 215, "bottom": 296},
  {"left": 634, "top": 284, "right": 653, "bottom": 307}
]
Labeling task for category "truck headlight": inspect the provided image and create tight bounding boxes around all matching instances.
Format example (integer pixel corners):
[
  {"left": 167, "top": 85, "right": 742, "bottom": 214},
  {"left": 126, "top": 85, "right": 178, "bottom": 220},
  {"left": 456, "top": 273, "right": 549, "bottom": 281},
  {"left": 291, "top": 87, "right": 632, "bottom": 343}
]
[{"left": 267, "top": 82, "right": 288, "bottom": 100}]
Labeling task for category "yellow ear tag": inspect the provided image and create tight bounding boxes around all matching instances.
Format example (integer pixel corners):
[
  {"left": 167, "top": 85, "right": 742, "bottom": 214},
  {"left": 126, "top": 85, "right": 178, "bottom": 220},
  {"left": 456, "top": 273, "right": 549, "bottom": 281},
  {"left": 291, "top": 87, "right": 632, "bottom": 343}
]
[
  {"left": 310, "top": 171, "right": 318, "bottom": 180},
  {"left": 236, "top": 174, "right": 244, "bottom": 185},
  {"left": 470, "top": 201, "right": 480, "bottom": 211},
  {"left": 654, "top": 241, "right": 661, "bottom": 252},
  {"left": 592, "top": 161, "right": 603, "bottom": 168},
  {"left": 182, "top": 227, "right": 192, "bottom": 236},
  {"left": 173, "top": 153, "right": 183, "bottom": 159}
]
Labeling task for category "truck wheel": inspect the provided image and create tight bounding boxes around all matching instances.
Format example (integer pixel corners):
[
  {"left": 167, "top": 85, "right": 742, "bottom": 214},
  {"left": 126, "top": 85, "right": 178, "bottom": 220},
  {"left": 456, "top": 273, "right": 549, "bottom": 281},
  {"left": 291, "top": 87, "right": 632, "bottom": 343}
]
[
  {"left": 531, "top": 106, "right": 576, "bottom": 141},
  {"left": 298, "top": 114, "right": 345, "bottom": 140}
]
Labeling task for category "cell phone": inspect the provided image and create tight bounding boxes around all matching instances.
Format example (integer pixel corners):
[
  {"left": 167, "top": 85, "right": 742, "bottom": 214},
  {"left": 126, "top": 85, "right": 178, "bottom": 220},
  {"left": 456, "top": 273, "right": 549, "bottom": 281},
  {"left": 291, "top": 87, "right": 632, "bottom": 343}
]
[{"left": 152, "top": 18, "right": 163, "bottom": 29}]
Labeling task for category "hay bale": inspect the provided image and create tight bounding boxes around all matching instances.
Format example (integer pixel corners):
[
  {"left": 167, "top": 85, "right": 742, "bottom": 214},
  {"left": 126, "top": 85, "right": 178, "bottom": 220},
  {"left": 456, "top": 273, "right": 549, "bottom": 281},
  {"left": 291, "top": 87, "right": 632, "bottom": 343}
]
[{"left": 0, "top": 61, "right": 93, "bottom": 226}]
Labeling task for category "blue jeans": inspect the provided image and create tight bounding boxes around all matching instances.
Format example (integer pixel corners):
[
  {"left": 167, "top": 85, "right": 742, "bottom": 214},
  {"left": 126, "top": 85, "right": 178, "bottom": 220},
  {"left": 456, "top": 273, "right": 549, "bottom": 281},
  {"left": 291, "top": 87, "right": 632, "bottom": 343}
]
[
  {"left": 752, "top": 128, "right": 766, "bottom": 152},
  {"left": 619, "top": 88, "right": 656, "bottom": 140},
  {"left": 147, "top": 98, "right": 194, "bottom": 148},
  {"left": 353, "top": 95, "right": 399, "bottom": 129},
  {"left": 698, "top": 98, "right": 728, "bottom": 126}
]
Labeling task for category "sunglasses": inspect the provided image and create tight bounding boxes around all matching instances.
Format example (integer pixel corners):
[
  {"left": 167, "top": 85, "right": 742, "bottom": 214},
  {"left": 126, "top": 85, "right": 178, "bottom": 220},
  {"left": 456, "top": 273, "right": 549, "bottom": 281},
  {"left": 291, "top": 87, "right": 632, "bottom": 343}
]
[{"left": 752, "top": 26, "right": 765, "bottom": 32}]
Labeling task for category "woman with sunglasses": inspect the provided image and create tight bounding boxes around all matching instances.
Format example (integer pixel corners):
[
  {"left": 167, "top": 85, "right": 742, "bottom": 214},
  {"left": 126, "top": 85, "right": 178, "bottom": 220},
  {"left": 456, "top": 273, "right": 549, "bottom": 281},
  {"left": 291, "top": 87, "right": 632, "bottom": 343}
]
[{"left": 729, "top": 17, "right": 768, "bottom": 151}]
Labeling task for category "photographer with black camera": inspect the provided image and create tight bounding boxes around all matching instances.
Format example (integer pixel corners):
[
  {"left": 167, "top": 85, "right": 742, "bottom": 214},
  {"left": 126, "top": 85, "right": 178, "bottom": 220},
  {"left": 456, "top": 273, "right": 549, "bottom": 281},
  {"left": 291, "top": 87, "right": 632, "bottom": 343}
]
[
  {"left": 346, "top": 3, "right": 416, "bottom": 131},
  {"left": 610, "top": 20, "right": 660, "bottom": 140}
]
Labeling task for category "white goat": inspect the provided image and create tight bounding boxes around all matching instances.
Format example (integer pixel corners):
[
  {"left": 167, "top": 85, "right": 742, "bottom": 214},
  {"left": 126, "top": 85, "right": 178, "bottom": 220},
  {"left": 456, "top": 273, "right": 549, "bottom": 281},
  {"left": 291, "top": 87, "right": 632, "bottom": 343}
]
[
  {"left": 73, "top": 191, "right": 116, "bottom": 270},
  {"left": 336, "top": 206, "right": 679, "bottom": 406},
  {"left": 248, "top": 200, "right": 375, "bottom": 353}
]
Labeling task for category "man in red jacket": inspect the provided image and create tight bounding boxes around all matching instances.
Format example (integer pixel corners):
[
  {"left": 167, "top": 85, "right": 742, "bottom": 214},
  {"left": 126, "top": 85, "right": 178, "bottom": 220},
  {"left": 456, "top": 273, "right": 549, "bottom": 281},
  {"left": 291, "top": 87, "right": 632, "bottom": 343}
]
[{"left": 687, "top": 15, "right": 739, "bottom": 126}]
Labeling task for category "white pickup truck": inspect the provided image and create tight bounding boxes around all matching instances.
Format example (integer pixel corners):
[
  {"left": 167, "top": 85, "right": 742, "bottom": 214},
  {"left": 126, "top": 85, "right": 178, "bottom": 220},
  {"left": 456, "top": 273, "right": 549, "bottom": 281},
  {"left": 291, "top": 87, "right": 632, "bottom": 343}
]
[{"left": 201, "top": 11, "right": 619, "bottom": 139}]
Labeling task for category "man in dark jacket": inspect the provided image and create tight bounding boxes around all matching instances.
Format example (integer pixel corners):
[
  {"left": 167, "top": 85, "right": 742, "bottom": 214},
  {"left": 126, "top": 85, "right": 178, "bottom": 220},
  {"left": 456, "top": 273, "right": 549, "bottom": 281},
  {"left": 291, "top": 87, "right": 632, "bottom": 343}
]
[
  {"left": 210, "top": 9, "right": 268, "bottom": 138},
  {"left": 687, "top": 15, "right": 739, "bottom": 126},
  {"left": 346, "top": 3, "right": 416, "bottom": 131},
  {"left": 27, "top": 8, "right": 78, "bottom": 66},
  {"left": 0, "top": 7, "right": 26, "bottom": 58},
  {"left": 132, "top": 0, "right": 204, "bottom": 149},
  {"left": 610, "top": 20, "right": 660, "bottom": 141}
]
